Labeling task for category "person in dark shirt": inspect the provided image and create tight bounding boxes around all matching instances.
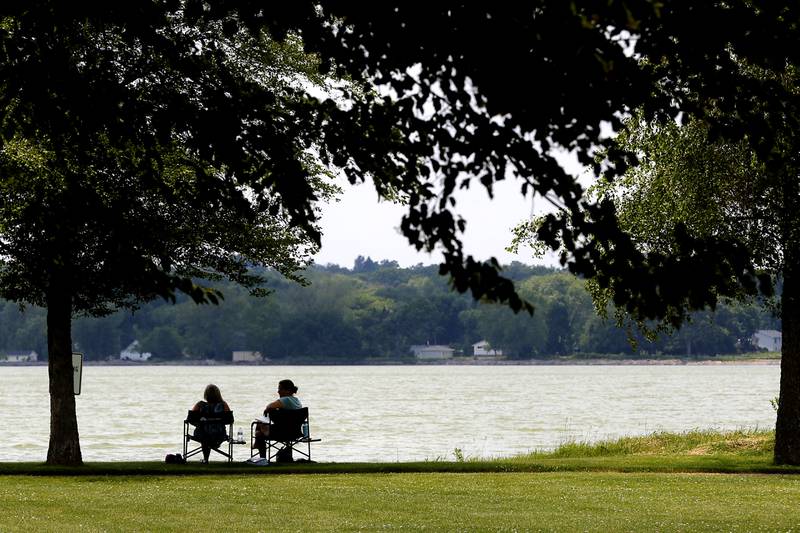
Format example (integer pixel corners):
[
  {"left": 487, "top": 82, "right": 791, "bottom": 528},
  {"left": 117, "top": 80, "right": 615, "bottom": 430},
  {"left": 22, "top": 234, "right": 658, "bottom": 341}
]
[{"left": 191, "top": 383, "right": 231, "bottom": 463}]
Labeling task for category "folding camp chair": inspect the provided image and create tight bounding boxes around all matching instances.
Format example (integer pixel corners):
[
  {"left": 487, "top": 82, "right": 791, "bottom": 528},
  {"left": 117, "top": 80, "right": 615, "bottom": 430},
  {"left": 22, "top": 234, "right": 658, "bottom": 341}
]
[
  {"left": 250, "top": 407, "right": 320, "bottom": 463},
  {"left": 183, "top": 410, "right": 235, "bottom": 462}
]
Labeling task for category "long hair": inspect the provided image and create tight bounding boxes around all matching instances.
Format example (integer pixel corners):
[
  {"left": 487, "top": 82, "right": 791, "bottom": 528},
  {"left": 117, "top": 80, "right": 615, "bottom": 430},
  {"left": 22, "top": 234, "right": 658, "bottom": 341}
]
[
  {"left": 279, "top": 379, "right": 298, "bottom": 394},
  {"left": 204, "top": 383, "right": 223, "bottom": 404}
]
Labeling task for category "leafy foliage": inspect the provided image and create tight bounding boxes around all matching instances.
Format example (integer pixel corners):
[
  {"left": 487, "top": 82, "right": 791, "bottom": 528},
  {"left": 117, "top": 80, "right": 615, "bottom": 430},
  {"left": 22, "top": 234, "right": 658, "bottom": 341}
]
[
  {"left": 0, "top": 3, "right": 347, "bottom": 464},
  {"left": 0, "top": 8, "right": 343, "bottom": 313}
]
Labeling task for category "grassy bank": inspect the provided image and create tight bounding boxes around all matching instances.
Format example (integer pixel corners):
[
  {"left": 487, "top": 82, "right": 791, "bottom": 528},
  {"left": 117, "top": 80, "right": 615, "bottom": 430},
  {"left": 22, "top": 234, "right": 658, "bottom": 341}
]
[
  {"left": 0, "top": 429, "right": 786, "bottom": 477},
  {"left": 2, "top": 430, "right": 798, "bottom": 531},
  {"left": 538, "top": 428, "right": 774, "bottom": 458}
]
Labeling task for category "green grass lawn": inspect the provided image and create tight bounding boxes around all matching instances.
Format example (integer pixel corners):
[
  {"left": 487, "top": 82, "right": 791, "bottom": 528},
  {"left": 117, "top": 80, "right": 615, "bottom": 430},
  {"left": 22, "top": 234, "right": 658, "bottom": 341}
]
[
  {"left": 2, "top": 471, "right": 799, "bottom": 531},
  {"left": 2, "top": 430, "right": 799, "bottom": 531}
]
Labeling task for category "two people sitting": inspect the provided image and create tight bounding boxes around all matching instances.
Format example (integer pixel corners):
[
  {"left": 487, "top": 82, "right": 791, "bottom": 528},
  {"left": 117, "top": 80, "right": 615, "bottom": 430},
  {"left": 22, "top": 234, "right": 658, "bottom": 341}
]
[{"left": 190, "top": 379, "right": 302, "bottom": 463}]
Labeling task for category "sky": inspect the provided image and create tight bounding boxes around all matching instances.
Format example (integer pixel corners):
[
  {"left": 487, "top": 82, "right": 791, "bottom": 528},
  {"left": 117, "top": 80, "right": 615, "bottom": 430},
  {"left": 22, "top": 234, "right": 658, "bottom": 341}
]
[
  {"left": 304, "top": 61, "right": 608, "bottom": 271},
  {"left": 313, "top": 151, "right": 593, "bottom": 269}
]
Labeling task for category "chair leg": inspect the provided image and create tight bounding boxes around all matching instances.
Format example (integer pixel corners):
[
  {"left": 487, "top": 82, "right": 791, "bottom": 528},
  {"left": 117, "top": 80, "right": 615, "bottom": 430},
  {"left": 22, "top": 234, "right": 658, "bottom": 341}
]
[{"left": 227, "top": 423, "right": 233, "bottom": 462}]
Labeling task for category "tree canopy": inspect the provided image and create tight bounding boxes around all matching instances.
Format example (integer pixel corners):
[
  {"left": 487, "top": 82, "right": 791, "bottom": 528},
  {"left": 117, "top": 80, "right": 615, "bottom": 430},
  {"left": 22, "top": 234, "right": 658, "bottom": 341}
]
[
  {"left": 1, "top": 4, "right": 343, "bottom": 463},
  {"left": 513, "top": 54, "right": 800, "bottom": 462}
]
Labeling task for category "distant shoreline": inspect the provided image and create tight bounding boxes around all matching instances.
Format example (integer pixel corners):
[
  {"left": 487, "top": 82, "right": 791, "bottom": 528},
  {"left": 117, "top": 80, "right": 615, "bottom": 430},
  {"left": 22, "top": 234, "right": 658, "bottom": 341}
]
[{"left": 0, "top": 357, "right": 781, "bottom": 367}]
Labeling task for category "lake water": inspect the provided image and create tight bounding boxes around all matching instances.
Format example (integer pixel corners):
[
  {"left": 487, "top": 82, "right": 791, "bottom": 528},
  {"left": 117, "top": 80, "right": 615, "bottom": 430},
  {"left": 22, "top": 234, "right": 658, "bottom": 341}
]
[{"left": 0, "top": 364, "right": 780, "bottom": 463}]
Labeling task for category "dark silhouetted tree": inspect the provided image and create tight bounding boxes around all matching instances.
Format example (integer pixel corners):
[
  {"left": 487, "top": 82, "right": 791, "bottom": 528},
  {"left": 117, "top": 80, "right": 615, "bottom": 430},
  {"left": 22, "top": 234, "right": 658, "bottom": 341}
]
[
  {"left": 4, "top": 3, "right": 800, "bottom": 464},
  {"left": 0, "top": 6, "right": 336, "bottom": 464}
]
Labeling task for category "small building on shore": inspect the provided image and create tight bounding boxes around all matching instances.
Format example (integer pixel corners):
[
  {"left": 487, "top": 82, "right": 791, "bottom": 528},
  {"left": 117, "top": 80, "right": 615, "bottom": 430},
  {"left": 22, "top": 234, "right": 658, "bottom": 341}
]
[
  {"left": 410, "top": 344, "right": 454, "bottom": 360},
  {"left": 120, "top": 341, "right": 152, "bottom": 361},
  {"left": 472, "top": 340, "right": 503, "bottom": 357},
  {"left": 2, "top": 350, "right": 38, "bottom": 363},
  {"left": 752, "top": 330, "right": 782, "bottom": 352},
  {"left": 232, "top": 350, "right": 263, "bottom": 363}
]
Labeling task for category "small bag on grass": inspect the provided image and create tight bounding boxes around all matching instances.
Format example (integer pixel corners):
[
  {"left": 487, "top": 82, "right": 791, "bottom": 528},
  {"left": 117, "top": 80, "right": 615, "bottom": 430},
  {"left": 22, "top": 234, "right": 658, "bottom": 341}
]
[{"left": 165, "top": 453, "right": 186, "bottom": 464}]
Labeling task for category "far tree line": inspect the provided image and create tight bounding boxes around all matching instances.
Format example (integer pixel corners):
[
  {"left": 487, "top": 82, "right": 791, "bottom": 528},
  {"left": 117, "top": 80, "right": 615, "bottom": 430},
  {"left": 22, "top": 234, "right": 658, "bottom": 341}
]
[{"left": 0, "top": 260, "right": 779, "bottom": 362}]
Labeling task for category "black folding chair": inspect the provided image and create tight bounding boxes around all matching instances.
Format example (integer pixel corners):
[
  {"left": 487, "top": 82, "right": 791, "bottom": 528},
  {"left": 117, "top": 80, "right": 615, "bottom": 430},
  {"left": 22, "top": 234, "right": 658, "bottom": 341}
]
[
  {"left": 183, "top": 410, "right": 234, "bottom": 462},
  {"left": 250, "top": 407, "right": 320, "bottom": 463}
]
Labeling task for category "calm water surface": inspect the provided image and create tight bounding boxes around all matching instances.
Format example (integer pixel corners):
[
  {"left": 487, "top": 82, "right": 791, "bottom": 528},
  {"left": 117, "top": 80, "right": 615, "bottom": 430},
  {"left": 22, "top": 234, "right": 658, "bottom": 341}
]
[{"left": 0, "top": 364, "right": 779, "bottom": 463}]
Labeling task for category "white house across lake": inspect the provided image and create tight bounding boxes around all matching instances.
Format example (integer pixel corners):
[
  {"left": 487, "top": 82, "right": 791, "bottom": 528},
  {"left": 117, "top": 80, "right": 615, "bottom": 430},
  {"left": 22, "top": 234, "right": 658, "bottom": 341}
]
[
  {"left": 752, "top": 330, "right": 782, "bottom": 352},
  {"left": 1, "top": 350, "right": 38, "bottom": 363},
  {"left": 120, "top": 341, "right": 152, "bottom": 361},
  {"left": 232, "top": 350, "right": 263, "bottom": 363},
  {"left": 410, "top": 344, "right": 454, "bottom": 360},
  {"left": 472, "top": 340, "right": 502, "bottom": 357}
]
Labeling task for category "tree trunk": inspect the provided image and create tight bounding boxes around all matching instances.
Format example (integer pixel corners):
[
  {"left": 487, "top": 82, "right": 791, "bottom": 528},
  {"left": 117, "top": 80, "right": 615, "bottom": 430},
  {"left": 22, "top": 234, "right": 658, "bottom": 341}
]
[
  {"left": 46, "top": 286, "right": 82, "bottom": 465},
  {"left": 774, "top": 164, "right": 800, "bottom": 465},
  {"left": 775, "top": 268, "right": 800, "bottom": 463}
]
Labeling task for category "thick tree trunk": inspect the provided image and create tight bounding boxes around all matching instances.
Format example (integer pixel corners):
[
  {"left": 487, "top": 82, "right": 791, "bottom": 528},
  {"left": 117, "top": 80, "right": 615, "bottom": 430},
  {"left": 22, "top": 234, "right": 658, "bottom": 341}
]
[
  {"left": 46, "top": 286, "right": 82, "bottom": 465},
  {"left": 775, "top": 240, "right": 800, "bottom": 463},
  {"left": 774, "top": 166, "right": 800, "bottom": 465}
]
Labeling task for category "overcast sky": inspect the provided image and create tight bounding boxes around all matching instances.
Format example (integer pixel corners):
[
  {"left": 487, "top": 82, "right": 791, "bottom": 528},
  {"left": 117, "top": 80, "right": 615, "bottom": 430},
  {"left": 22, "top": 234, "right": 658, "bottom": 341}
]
[{"left": 313, "top": 150, "right": 592, "bottom": 269}]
